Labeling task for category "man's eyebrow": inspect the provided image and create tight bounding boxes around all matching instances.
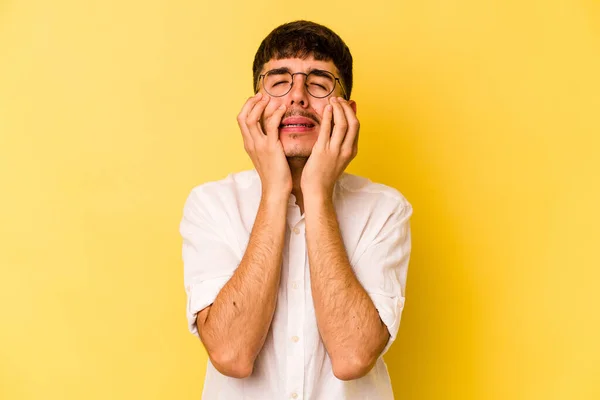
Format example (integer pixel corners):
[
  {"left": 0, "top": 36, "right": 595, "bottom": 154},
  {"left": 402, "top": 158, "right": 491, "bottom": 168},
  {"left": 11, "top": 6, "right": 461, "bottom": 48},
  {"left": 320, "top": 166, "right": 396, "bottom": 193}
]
[
  {"left": 267, "top": 67, "right": 292, "bottom": 75},
  {"left": 307, "top": 68, "right": 335, "bottom": 80},
  {"left": 265, "top": 67, "right": 336, "bottom": 78}
]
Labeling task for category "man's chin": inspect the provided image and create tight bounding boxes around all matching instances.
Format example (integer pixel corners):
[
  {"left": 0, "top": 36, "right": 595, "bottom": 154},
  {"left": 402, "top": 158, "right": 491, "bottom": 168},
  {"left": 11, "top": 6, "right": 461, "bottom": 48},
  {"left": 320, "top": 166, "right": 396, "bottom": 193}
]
[
  {"left": 281, "top": 139, "right": 316, "bottom": 159},
  {"left": 282, "top": 144, "right": 312, "bottom": 158},
  {"left": 284, "top": 150, "right": 312, "bottom": 159}
]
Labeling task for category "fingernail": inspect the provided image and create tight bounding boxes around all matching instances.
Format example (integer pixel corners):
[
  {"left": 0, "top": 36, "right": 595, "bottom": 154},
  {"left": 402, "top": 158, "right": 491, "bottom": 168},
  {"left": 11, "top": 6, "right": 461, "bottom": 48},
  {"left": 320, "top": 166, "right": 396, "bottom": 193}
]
[
  {"left": 338, "top": 97, "right": 345, "bottom": 102},
  {"left": 330, "top": 97, "right": 337, "bottom": 103},
  {"left": 326, "top": 105, "right": 332, "bottom": 111},
  {"left": 256, "top": 92, "right": 263, "bottom": 99},
  {"left": 279, "top": 104, "right": 285, "bottom": 110}
]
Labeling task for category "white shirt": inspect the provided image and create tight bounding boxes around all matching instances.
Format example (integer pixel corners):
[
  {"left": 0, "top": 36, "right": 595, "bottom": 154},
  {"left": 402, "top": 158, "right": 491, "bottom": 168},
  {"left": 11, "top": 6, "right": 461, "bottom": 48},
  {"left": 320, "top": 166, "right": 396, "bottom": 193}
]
[{"left": 180, "top": 170, "right": 413, "bottom": 400}]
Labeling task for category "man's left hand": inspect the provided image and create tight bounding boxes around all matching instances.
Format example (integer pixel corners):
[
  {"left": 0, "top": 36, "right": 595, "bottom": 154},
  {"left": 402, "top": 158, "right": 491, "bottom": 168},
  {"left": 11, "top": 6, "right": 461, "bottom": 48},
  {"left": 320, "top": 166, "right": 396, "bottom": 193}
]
[{"left": 301, "top": 97, "right": 360, "bottom": 198}]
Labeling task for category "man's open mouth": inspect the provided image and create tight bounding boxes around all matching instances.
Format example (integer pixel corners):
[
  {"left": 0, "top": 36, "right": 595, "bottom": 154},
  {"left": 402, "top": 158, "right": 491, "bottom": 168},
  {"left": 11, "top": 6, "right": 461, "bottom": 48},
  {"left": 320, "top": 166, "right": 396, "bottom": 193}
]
[
  {"left": 280, "top": 116, "right": 318, "bottom": 129},
  {"left": 280, "top": 123, "right": 315, "bottom": 128}
]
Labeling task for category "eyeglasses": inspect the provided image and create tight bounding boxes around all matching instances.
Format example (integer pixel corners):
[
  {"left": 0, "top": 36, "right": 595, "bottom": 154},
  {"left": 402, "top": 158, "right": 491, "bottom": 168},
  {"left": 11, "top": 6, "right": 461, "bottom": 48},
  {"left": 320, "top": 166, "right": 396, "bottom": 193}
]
[{"left": 257, "top": 68, "right": 348, "bottom": 99}]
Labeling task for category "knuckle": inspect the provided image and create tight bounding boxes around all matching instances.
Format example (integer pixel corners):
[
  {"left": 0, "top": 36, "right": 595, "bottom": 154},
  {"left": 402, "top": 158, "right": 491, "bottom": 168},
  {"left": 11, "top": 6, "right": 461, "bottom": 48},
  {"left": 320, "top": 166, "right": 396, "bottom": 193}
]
[{"left": 341, "top": 148, "right": 353, "bottom": 158}]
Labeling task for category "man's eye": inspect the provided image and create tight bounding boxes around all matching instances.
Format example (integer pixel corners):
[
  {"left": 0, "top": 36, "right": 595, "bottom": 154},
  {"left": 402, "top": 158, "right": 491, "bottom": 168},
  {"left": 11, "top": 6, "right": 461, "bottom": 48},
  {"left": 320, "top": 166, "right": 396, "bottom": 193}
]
[
  {"left": 272, "top": 80, "right": 289, "bottom": 87},
  {"left": 310, "top": 83, "right": 327, "bottom": 90}
]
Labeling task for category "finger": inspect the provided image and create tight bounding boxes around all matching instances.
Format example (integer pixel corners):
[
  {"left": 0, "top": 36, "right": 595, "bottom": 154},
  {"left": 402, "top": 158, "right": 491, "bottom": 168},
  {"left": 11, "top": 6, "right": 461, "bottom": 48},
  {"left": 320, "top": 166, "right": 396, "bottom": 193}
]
[
  {"left": 329, "top": 97, "right": 348, "bottom": 150},
  {"left": 315, "top": 104, "right": 333, "bottom": 151},
  {"left": 246, "top": 94, "right": 270, "bottom": 139},
  {"left": 337, "top": 98, "right": 360, "bottom": 152},
  {"left": 237, "top": 93, "right": 264, "bottom": 127},
  {"left": 265, "top": 104, "right": 286, "bottom": 144},
  {"left": 237, "top": 93, "right": 265, "bottom": 143},
  {"left": 350, "top": 130, "right": 359, "bottom": 160}
]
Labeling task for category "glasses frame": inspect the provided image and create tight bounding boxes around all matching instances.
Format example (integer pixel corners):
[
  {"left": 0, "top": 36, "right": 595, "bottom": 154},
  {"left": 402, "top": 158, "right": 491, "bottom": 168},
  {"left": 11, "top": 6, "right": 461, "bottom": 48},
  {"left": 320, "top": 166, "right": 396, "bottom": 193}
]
[{"left": 257, "top": 69, "right": 348, "bottom": 100}]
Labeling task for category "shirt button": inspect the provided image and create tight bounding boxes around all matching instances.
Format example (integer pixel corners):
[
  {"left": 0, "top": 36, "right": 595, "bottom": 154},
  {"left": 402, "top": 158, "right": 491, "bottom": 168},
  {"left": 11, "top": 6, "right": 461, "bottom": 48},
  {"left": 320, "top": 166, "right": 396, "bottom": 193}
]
[
  {"left": 292, "top": 336, "right": 299, "bottom": 343},
  {"left": 291, "top": 281, "right": 298, "bottom": 289},
  {"left": 293, "top": 227, "right": 300, "bottom": 235},
  {"left": 291, "top": 393, "right": 298, "bottom": 399}
]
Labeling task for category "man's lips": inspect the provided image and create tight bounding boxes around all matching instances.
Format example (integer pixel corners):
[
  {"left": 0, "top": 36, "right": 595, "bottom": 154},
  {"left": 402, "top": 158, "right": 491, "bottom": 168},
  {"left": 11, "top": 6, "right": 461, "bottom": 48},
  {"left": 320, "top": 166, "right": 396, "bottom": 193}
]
[{"left": 279, "top": 116, "right": 317, "bottom": 131}]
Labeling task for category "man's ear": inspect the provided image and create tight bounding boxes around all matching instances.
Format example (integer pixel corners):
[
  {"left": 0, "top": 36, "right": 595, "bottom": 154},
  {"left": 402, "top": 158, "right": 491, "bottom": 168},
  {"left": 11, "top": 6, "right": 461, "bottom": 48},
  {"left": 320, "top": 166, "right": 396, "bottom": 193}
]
[{"left": 349, "top": 100, "right": 357, "bottom": 114}]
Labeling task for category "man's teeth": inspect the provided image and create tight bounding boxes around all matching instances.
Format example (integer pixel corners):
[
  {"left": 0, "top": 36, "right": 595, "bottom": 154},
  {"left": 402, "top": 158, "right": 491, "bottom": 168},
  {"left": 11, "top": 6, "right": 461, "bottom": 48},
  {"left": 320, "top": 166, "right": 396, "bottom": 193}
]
[{"left": 283, "top": 124, "right": 312, "bottom": 127}]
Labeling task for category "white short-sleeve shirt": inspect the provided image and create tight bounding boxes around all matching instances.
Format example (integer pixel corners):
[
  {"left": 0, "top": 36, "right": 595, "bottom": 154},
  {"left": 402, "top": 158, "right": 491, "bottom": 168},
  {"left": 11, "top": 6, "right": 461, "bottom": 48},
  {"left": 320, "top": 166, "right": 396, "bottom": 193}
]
[{"left": 180, "top": 170, "right": 413, "bottom": 400}]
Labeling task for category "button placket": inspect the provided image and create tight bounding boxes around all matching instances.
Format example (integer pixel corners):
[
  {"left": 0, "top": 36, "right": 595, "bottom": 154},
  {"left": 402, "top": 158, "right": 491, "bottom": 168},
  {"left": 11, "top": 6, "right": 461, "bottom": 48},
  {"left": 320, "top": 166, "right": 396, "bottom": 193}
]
[{"left": 286, "top": 221, "right": 305, "bottom": 399}]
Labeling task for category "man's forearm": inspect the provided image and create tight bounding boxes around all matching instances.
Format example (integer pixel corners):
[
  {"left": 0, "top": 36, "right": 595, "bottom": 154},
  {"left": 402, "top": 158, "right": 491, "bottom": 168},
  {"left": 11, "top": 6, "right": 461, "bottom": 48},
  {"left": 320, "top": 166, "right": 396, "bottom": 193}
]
[
  {"left": 304, "top": 195, "right": 389, "bottom": 381},
  {"left": 197, "top": 193, "right": 288, "bottom": 377}
]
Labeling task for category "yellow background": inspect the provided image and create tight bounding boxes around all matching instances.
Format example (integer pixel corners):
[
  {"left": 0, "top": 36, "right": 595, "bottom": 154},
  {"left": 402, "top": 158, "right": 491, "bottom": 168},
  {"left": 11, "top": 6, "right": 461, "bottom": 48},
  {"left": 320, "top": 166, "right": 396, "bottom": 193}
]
[{"left": 1, "top": 1, "right": 599, "bottom": 399}]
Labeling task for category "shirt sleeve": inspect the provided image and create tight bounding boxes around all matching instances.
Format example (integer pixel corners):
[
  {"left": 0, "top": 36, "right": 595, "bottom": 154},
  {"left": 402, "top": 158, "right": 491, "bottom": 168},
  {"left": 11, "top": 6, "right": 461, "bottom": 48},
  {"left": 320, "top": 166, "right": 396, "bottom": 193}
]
[
  {"left": 179, "top": 188, "right": 241, "bottom": 339},
  {"left": 352, "top": 202, "right": 413, "bottom": 356}
]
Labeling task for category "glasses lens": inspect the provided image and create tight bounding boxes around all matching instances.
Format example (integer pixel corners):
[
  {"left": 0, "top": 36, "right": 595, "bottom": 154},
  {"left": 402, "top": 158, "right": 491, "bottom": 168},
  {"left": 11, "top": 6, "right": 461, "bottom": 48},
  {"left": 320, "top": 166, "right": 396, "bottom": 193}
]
[
  {"left": 306, "top": 71, "right": 335, "bottom": 98},
  {"left": 263, "top": 71, "right": 292, "bottom": 97}
]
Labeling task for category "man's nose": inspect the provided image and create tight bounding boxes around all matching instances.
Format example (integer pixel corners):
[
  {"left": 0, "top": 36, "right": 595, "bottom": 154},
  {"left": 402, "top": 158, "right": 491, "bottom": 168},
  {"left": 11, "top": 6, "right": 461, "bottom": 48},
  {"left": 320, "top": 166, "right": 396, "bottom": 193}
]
[{"left": 288, "top": 74, "right": 310, "bottom": 107}]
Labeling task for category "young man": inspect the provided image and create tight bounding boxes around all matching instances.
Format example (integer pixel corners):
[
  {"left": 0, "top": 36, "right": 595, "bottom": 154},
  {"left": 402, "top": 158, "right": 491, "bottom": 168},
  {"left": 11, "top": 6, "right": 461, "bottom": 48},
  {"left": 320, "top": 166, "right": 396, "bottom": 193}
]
[{"left": 180, "top": 20, "right": 413, "bottom": 399}]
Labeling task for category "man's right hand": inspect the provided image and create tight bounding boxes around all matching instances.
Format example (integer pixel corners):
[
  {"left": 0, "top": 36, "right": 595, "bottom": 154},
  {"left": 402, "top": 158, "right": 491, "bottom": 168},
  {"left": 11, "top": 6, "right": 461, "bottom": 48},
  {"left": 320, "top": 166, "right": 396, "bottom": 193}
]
[{"left": 237, "top": 93, "right": 291, "bottom": 197}]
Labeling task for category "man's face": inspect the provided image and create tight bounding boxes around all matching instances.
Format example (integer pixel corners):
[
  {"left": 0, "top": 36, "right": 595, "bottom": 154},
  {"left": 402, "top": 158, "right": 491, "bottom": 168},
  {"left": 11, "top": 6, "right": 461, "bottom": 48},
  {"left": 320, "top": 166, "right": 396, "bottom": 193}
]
[{"left": 257, "top": 56, "right": 354, "bottom": 158}]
